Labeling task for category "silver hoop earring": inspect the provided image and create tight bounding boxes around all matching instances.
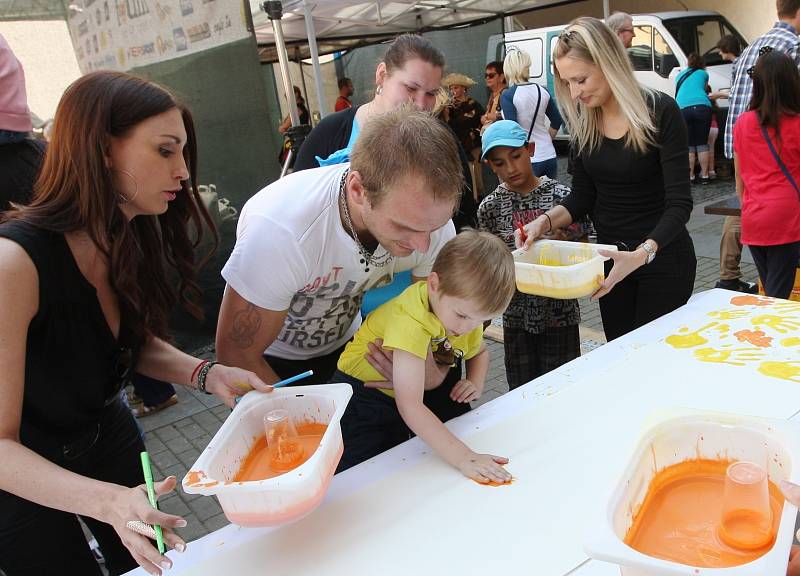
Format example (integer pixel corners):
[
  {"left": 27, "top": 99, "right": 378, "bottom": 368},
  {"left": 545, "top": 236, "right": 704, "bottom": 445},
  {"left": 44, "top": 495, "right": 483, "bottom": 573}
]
[
  {"left": 114, "top": 169, "right": 139, "bottom": 205},
  {"left": 376, "top": 84, "right": 383, "bottom": 96}
]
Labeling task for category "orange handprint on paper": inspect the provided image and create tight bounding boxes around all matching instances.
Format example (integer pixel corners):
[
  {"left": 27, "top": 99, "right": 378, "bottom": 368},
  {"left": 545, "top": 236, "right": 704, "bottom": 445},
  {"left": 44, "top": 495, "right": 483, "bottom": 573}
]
[
  {"left": 730, "top": 295, "right": 774, "bottom": 307},
  {"left": 751, "top": 314, "right": 800, "bottom": 334},
  {"left": 693, "top": 347, "right": 766, "bottom": 366},
  {"left": 733, "top": 330, "right": 773, "bottom": 348},
  {"left": 758, "top": 361, "right": 800, "bottom": 383}
]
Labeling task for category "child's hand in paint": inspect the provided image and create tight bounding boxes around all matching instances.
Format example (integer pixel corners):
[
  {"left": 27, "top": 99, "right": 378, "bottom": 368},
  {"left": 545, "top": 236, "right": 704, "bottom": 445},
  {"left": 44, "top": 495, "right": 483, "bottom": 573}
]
[
  {"left": 458, "top": 452, "right": 511, "bottom": 484},
  {"left": 449, "top": 378, "right": 483, "bottom": 403},
  {"left": 780, "top": 481, "right": 800, "bottom": 576}
]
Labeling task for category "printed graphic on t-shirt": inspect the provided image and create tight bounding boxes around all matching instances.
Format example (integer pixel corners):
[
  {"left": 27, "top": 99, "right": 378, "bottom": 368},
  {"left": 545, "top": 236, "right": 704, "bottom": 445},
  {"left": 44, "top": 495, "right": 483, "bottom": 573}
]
[{"left": 277, "top": 267, "right": 395, "bottom": 350}]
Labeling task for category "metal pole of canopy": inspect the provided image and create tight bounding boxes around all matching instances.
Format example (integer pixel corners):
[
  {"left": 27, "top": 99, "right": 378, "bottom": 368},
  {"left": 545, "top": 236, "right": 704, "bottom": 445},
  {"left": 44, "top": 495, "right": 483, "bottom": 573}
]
[
  {"left": 264, "top": 1, "right": 300, "bottom": 127},
  {"left": 603, "top": 0, "right": 610, "bottom": 19},
  {"left": 303, "top": 0, "right": 328, "bottom": 118},
  {"left": 263, "top": 1, "right": 310, "bottom": 177}
]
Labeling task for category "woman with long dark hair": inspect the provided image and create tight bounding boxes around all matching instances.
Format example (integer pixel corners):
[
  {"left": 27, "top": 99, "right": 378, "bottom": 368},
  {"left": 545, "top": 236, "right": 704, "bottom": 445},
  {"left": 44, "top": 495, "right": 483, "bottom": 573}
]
[
  {"left": 734, "top": 49, "right": 800, "bottom": 299},
  {"left": 0, "top": 71, "right": 269, "bottom": 576}
]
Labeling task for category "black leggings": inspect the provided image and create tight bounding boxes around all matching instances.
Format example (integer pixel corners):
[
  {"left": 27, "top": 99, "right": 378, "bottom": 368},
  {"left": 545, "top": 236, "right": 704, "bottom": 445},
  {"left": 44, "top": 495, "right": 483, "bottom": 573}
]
[
  {"left": 0, "top": 398, "right": 145, "bottom": 576},
  {"left": 599, "top": 233, "right": 696, "bottom": 341},
  {"left": 749, "top": 242, "right": 800, "bottom": 299}
]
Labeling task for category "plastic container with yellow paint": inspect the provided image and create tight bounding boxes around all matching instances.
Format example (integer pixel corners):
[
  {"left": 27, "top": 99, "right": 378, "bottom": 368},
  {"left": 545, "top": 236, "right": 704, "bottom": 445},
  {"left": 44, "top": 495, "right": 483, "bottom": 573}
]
[{"left": 512, "top": 240, "right": 618, "bottom": 299}]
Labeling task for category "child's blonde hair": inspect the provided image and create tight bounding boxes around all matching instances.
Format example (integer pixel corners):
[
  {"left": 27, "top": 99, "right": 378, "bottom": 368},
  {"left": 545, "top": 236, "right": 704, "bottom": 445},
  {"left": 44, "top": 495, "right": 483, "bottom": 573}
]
[{"left": 431, "top": 229, "right": 516, "bottom": 316}]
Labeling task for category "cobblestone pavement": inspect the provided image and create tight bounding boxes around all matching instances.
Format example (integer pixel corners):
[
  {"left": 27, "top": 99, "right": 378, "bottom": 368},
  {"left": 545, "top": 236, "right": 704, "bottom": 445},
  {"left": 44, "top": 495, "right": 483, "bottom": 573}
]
[{"left": 141, "top": 160, "right": 763, "bottom": 545}]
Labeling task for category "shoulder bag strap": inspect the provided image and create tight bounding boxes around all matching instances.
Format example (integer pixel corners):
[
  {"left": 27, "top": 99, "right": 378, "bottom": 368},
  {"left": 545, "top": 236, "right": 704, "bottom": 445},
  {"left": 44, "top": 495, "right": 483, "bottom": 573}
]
[
  {"left": 527, "top": 84, "right": 542, "bottom": 143},
  {"left": 760, "top": 123, "right": 800, "bottom": 200},
  {"left": 675, "top": 68, "right": 697, "bottom": 98}
]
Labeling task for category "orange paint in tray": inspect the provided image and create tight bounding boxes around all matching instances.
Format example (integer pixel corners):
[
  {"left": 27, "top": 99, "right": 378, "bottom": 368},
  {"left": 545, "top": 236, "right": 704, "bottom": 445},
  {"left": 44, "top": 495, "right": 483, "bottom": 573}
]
[
  {"left": 624, "top": 459, "right": 782, "bottom": 568},
  {"left": 233, "top": 423, "right": 327, "bottom": 482}
]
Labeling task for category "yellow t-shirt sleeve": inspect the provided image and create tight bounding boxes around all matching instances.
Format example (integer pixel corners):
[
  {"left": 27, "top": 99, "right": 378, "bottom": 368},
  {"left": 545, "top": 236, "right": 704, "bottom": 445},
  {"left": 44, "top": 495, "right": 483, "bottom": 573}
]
[{"left": 382, "top": 312, "right": 431, "bottom": 360}]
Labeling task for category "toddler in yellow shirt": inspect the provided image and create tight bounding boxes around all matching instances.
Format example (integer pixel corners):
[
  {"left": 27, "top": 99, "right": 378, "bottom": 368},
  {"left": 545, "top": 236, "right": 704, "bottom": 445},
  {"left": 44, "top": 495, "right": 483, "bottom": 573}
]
[{"left": 333, "top": 230, "right": 516, "bottom": 483}]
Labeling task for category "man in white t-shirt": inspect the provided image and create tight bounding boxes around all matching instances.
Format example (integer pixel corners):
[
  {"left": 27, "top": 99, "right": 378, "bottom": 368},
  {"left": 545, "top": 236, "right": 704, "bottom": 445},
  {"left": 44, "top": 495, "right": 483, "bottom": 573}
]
[{"left": 217, "top": 107, "right": 464, "bottom": 396}]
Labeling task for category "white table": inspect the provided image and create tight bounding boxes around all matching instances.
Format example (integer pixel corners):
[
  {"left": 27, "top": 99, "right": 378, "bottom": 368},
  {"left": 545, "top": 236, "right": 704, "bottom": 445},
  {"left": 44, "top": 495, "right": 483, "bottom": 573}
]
[{"left": 128, "top": 289, "right": 800, "bottom": 576}]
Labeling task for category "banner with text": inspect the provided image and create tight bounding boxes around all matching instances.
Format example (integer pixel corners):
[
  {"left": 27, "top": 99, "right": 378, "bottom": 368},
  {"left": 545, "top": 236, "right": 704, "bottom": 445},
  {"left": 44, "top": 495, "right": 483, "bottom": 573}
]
[{"left": 67, "top": 0, "right": 250, "bottom": 72}]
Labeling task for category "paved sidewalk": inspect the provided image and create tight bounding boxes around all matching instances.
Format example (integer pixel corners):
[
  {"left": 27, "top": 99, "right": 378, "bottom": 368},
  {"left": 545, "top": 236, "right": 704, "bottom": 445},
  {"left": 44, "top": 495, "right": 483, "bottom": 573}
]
[{"left": 143, "top": 164, "right": 761, "bottom": 545}]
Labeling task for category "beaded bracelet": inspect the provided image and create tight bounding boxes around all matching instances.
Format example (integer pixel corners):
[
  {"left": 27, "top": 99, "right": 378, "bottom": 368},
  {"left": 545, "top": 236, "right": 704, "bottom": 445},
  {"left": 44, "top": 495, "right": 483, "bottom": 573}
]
[
  {"left": 190, "top": 359, "right": 207, "bottom": 385},
  {"left": 197, "top": 361, "right": 218, "bottom": 395}
]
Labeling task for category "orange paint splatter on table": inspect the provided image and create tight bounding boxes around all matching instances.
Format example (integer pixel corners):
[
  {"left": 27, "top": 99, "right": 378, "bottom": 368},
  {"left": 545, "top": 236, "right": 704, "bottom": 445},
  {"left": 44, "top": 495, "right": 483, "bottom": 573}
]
[{"left": 473, "top": 477, "right": 514, "bottom": 487}]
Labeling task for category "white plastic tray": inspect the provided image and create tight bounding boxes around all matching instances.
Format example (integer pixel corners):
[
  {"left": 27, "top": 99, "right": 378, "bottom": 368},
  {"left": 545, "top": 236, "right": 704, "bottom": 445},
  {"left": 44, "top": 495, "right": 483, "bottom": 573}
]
[
  {"left": 182, "top": 383, "right": 352, "bottom": 527},
  {"left": 513, "top": 239, "right": 617, "bottom": 299},
  {"left": 584, "top": 409, "right": 800, "bottom": 575}
]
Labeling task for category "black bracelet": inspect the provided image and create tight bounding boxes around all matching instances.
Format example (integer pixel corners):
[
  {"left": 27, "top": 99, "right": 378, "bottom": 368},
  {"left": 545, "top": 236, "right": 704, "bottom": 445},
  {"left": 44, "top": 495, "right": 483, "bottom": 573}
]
[
  {"left": 197, "top": 361, "right": 218, "bottom": 395},
  {"left": 543, "top": 213, "right": 553, "bottom": 233}
]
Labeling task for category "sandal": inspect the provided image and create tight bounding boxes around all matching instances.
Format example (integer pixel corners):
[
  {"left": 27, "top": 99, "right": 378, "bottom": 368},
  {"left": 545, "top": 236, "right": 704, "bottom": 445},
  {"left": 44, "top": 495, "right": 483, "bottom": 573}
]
[{"left": 132, "top": 394, "right": 178, "bottom": 418}]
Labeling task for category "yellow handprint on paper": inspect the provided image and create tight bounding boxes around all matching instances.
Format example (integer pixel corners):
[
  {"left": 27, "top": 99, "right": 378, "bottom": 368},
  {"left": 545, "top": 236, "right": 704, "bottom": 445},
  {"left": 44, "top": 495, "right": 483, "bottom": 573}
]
[
  {"left": 780, "top": 337, "right": 800, "bottom": 348},
  {"left": 693, "top": 347, "right": 766, "bottom": 366},
  {"left": 772, "top": 300, "right": 800, "bottom": 313},
  {"left": 665, "top": 322, "right": 719, "bottom": 349},
  {"left": 751, "top": 315, "right": 800, "bottom": 334},
  {"left": 758, "top": 361, "right": 800, "bottom": 383},
  {"left": 708, "top": 309, "right": 750, "bottom": 320}
]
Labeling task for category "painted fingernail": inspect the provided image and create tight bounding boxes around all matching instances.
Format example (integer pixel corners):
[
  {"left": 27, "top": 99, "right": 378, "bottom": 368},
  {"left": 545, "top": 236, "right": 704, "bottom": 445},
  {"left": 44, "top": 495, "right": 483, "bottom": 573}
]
[
  {"left": 161, "top": 560, "right": 172, "bottom": 570},
  {"left": 175, "top": 542, "right": 186, "bottom": 553},
  {"left": 175, "top": 519, "right": 187, "bottom": 527}
]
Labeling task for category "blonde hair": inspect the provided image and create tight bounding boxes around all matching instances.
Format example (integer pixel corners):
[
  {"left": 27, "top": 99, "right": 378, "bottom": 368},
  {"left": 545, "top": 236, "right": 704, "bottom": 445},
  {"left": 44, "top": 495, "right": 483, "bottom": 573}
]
[
  {"left": 431, "top": 229, "right": 516, "bottom": 316},
  {"left": 503, "top": 48, "right": 531, "bottom": 86},
  {"left": 553, "top": 17, "right": 656, "bottom": 155},
  {"left": 350, "top": 104, "right": 463, "bottom": 209}
]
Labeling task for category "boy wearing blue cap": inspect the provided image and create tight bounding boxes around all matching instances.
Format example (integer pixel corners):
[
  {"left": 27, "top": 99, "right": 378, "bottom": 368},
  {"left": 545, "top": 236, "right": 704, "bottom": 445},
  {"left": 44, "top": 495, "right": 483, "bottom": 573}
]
[{"left": 477, "top": 120, "right": 589, "bottom": 389}]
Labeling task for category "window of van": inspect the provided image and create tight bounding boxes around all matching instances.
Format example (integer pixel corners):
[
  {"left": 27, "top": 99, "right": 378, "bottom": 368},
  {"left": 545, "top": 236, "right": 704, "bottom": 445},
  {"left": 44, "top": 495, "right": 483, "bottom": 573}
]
[
  {"left": 513, "top": 38, "right": 544, "bottom": 79},
  {"left": 629, "top": 25, "right": 654, "bottom": 72},
  {"left": 663, "top": 16, "right": 746, "bottom": 67}
]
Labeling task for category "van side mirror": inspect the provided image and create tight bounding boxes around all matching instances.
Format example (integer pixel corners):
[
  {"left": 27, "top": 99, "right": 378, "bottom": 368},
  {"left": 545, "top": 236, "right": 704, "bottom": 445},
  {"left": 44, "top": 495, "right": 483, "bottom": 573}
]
[{"left": 657, "top": 54, "right": 678, "bottom": 78}]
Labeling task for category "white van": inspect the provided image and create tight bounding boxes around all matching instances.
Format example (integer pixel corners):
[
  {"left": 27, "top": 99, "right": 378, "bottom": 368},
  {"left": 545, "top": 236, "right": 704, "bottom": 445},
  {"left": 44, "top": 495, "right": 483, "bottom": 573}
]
[{"left": 487, "top": 11, "right": 748, "bottom": 115}]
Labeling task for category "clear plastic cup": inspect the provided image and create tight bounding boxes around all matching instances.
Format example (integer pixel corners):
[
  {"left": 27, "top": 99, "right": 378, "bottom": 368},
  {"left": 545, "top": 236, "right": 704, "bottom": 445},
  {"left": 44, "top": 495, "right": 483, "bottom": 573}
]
[
  {"left": 263, "top": 409, "right": 305, "bottom": 471},
  {"left": 718, "top": 461, "right": 774, "bottom": 550}
]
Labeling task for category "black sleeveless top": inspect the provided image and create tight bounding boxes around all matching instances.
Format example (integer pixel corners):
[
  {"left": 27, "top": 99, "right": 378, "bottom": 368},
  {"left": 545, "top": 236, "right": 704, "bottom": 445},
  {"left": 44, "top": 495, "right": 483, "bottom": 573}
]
[{"left": 0, "top": 220, "right": 141, "bottom": 459}]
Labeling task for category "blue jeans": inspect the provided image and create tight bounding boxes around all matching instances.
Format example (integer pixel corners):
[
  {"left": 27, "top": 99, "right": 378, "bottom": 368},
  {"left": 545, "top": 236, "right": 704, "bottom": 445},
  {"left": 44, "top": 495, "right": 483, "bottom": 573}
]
[{"left": 532, "top": 156, "right": 558, "bottom": 180}]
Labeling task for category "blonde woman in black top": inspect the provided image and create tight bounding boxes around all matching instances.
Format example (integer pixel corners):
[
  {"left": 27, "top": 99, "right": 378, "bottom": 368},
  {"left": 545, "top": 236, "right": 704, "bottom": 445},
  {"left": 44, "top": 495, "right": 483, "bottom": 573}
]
[{"left": 518, "top": 17, "right": 695, "bottom": 341}]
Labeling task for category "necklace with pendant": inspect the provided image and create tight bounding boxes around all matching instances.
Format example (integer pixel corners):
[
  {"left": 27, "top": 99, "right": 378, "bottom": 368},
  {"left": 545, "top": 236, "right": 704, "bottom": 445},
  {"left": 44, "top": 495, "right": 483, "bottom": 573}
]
[{"left": 338, "top": 169, "right": 393, "bottom": 273}]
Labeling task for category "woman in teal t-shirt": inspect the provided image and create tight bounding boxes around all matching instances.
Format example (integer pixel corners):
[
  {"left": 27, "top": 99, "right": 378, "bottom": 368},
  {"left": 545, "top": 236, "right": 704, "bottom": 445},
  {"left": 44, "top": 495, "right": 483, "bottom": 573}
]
[{"left": 675, "top": 53, "right": 712, "bottom": 184}]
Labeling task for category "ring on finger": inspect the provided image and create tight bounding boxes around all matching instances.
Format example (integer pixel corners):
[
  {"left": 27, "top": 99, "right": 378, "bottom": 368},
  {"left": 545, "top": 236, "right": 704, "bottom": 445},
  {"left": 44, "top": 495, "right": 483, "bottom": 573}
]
[{"left": 127, "top": 520, "right": 157, "bottom": 539}]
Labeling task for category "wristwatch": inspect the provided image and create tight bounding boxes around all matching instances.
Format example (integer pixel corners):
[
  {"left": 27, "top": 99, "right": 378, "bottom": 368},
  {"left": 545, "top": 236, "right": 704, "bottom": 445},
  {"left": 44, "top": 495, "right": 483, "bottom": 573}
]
[{"left": 639, "top": 241, "right": 657, "bottom": 264}]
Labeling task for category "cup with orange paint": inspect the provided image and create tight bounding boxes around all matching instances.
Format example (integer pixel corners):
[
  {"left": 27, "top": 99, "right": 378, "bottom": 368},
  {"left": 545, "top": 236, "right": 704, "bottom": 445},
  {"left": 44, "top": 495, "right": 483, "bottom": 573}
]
[
  {"left": 719, "top": 461, "right": 774, "bottom": 550},
  {"left": 264, "top": 409, "right": 305, "bottom": 471}
]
